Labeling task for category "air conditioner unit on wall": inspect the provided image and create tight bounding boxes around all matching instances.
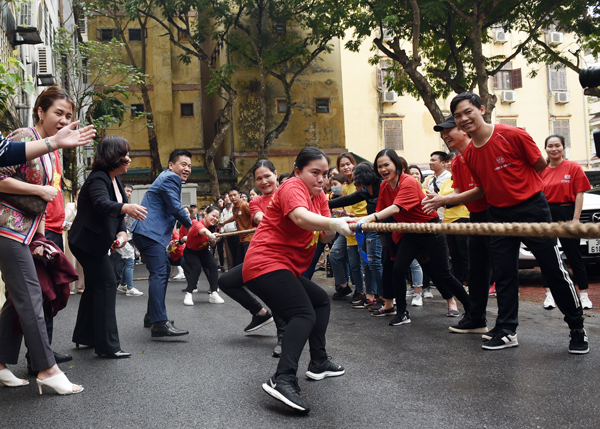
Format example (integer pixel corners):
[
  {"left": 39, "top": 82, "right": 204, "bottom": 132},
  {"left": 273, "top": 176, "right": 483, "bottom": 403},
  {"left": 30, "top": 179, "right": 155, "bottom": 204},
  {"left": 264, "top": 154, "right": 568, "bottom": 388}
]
[
  {"left": 501, "top": 90, "right": 516, "bottom": 103},
  {"left": 554, "top": 91, "right": 570, "bottom": 104},
  {"left": 37, "top": 46, "right": 53, "bottom": 75},
  {"left": 383, "top": 91, "right": 398, "bottom": 103},
  {"left": 494, "top": 31, "right": 509, "bottom": 43},
  {"left": 549, "top": 31, "right": 563, "bottom": 46}
]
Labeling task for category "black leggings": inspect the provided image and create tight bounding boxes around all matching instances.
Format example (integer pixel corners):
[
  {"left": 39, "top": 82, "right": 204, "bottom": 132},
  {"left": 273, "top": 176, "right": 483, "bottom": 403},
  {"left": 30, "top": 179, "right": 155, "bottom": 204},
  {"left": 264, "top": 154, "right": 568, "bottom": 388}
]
[
  {"left": 183, "top": 247, "right": 219, "bottom": 293},
  {"left": 219, "top": 264, "right": 286, "bottom": 335},
  {"left": 389, "top": 229, "right": 471, "bottom": 315},
  {"left": 246, "top": 270, "right": 330, "bottom": 379}
]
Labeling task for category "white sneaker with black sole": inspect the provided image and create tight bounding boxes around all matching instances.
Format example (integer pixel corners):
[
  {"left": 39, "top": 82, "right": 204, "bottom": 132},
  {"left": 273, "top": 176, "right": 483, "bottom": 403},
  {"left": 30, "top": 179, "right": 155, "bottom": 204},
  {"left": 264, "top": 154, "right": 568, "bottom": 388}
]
[
  {"left": 262, "top": 376, "right": 309, "bottom": 413},
  {"left": 116, "top": 285, "right": 128, "bottom": 294},
  {"left": 482, "top": 329, "right": 518, "bottom": 350},
  {"left": 305, "top": 359, "right": 345, "bottom": 380},
  {"left": 543, "top": 292, "right": 556, "bottom": 309}
]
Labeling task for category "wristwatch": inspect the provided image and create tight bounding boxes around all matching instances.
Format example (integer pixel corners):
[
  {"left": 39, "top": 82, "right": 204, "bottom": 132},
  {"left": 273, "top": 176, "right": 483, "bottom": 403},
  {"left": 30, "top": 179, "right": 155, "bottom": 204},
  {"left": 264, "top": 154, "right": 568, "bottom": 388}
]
[{"left": 45, "top": 137, "right": 53, "bottom": 153}]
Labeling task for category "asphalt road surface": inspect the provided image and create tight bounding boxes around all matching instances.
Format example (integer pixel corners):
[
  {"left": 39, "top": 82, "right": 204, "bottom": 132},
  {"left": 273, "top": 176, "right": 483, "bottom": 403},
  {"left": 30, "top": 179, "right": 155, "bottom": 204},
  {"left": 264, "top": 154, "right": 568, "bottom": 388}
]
[{"left": 1, "top": 265, "right": 599, "bottom": 428}]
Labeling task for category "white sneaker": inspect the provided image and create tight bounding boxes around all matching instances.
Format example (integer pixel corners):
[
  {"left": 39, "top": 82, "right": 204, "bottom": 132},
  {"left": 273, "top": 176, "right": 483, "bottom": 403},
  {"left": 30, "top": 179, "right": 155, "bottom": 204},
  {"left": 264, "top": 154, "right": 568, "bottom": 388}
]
[
  {"left": 543, "top": 292, "right": 556, "bottom": 309},
  {"left": 209, "top": 291, "right": 224, "bottom": 304},
  {"left": 183, "top": 292, "right": 194, "bottom": 306},
  {"left": 126, "top": 287, "right": 144, "bottom": 297},
  {"left": 422, "top": 288, "right": 434, "bottom": 299},
  {"left": 173, "top": 273, "right": 186, "bottom": 280},
  {"left": 580, "top": 293, "right": 593, "bottom": 310},
  {"left": 116, "top": 285, "right": 128, "bottom": 294},
  {"left": 406, "top": 287, "right": 414, "bottom": 297},
  {"left": 411, "top": 293, "right": 423, "bottom": 307}
]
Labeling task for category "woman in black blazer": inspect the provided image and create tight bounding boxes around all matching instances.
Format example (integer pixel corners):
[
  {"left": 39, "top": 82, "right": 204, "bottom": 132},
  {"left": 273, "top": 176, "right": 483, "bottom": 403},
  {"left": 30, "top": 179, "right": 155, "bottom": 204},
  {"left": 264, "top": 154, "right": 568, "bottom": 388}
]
[{"left": 69, "top": 135, "right": 146, "bottom": 358}]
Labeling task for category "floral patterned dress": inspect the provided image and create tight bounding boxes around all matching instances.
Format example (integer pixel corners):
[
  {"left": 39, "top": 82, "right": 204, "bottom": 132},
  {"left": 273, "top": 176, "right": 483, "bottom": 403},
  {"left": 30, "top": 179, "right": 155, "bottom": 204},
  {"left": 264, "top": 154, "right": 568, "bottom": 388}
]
[{"left": 0, "top": 128, "right": 54, "bottom": 244}]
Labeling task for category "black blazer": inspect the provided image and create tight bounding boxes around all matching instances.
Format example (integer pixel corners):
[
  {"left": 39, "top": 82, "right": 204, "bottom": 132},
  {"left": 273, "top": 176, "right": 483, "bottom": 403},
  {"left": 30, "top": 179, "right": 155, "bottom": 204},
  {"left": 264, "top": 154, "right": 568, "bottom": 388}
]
[{"left": 69, "top": 170, "right": 127, "bottom": 257}]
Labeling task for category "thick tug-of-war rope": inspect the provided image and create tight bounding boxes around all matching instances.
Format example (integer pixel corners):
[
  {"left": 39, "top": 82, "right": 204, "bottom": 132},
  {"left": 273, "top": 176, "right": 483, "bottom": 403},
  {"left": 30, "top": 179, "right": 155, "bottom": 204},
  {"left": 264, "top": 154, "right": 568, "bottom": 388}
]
[
  {"left": 351, "top": 221, "right": 600, "bottom": 239},
  {"left": 217, "top": 228, "right": 257, "bottom": 238}
]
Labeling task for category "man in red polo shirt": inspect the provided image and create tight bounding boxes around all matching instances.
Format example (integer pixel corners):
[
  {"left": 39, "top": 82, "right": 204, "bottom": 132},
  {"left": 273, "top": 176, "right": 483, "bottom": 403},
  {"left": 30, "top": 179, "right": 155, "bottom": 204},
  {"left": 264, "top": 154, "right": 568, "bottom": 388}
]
[
  {"left": 447, "top": 92, "right": 587, "bottom": 354},
  {"left": 423, "top": 114, "right": 491, "bottom": 335}
]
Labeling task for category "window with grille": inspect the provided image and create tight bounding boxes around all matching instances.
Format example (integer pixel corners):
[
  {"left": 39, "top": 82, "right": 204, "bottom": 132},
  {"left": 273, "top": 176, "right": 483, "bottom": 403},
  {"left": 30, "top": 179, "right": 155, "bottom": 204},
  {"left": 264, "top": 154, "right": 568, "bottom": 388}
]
[
  {"left": 549, "top": 65, "right": 567, "bottom": 91},
  {"left": 384, "top": 120, "right": 403, "bottom": 150},
  {"left": 552, "top": 118, "right": 571, "bottom": 147},
  {"left": 276, "top": 99, "right": 287, "bottom": 114},
  {"left": 131, "top": 104, "right": 144, "bottom": 119},
  {"left": 181, "top": 103, "right": 194, "bottom": 117},
  {"left": 177, "top": 29, "right": 191, "bottom": 42},
  {"left": 98, "top": 28, "right": 118, "bottom": 42},
  {"left": 129, "top": 28, "right": 142, "bottom": 41},
  {"left": 316, "top": 98, "right": 330, "bottom": 114}
]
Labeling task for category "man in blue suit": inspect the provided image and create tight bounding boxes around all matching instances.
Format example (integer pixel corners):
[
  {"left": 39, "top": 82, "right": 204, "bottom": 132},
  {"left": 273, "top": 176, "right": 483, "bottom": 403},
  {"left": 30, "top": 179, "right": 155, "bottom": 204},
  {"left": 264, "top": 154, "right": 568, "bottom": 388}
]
[{"left": 132, "top": 150, "right": 194, "bottom": 337}]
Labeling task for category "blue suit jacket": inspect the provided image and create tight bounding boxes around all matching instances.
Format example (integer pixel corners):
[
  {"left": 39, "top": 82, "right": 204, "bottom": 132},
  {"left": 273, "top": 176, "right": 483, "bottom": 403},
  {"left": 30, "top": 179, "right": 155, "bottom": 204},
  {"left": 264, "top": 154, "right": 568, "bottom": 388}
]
[{"left": 131, "top": 170, "right": 192, "bottom": 247}]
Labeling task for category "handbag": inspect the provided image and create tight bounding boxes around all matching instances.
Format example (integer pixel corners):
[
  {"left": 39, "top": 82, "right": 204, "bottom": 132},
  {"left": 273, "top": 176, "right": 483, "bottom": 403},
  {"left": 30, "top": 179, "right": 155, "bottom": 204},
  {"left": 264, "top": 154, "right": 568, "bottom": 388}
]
[{"left": 0, "top": 174, "right": 48, "bottom": 215}]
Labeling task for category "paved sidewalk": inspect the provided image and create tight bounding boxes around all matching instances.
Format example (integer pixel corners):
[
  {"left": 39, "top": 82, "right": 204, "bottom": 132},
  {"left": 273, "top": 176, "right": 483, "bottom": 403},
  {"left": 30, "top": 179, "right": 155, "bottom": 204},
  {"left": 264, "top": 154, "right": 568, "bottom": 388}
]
[{"left": 1, "top": 265, "right": 598, "bottom": 428}]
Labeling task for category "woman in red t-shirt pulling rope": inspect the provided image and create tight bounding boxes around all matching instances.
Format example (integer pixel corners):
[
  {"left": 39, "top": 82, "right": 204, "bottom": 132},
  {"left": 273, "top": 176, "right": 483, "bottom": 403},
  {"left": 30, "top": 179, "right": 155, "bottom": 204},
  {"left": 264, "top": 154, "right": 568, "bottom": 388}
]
[
  {"left": 540, "top": 135, "right": 593, "bottom": 310},
  {"left": 218, "top": 159, "right": 287, "bottom": 357},
  {"left": 242, "top": 147, "right": 353, "bottom": 413},
  {"left": 357, "top": 149, "right": 471, "bottom": 326},
  {"left": 181, "top": 205, "right": 224, "bottom": 306}
]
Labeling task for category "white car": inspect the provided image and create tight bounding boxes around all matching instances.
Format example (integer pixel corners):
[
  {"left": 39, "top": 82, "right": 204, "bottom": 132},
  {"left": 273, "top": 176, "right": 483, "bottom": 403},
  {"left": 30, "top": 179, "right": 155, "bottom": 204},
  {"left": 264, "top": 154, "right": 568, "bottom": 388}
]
[{"left": 519, "top": 191, "right": 600, "bottom": 269}]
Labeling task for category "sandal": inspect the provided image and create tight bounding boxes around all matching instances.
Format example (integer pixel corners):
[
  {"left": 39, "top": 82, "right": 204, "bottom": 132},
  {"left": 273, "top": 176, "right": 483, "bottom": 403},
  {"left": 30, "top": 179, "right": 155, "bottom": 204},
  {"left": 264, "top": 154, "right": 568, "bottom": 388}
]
[
  {"left": 0, "top": 368, "right": 29, "bottom": 387},
  {"left": 36, "top": 372, "right": 83, "bottom": 395}
]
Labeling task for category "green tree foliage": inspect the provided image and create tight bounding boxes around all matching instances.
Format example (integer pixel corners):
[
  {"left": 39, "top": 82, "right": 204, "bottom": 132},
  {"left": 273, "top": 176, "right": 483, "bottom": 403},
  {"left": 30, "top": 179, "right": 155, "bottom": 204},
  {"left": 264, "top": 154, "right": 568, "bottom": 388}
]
[
  {"left": 0, "top": 54, "right": 35, "bottom": 132},
  {"left": 345, "top": 0, "right": 598, "bottom": 122}
]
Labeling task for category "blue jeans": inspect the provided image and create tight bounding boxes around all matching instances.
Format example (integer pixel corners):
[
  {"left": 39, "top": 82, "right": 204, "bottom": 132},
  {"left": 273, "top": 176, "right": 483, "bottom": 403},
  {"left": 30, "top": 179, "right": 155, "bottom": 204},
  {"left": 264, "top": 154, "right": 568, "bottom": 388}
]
[
  {"left": 121, "top": 257, "right": 135, "bottom": 289},
  {"left": 410, "top": 259, "right": 423, "bottom": 287},
  {"left": 302, "top": 241, "right": 327, "bottom": 280},
  {"left": 363, "top": 231, "right": 383, "bottom": 296},
  {"left": 133, "top": 234, "right": 170, "bottom": 324},
  {"left": 330, "top": 235, "right": 364, "bottom": 293}
]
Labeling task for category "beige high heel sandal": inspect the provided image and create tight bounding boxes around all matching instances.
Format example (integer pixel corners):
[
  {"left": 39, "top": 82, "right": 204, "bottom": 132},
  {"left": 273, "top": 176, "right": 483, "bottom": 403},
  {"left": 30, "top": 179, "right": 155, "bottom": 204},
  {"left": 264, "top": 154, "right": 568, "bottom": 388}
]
[
  {"left": 36, "top": 372, "right": 83, "bottom": 395},
  {"left": 0, "top": 368, "right": 29, "bottom": 387}
]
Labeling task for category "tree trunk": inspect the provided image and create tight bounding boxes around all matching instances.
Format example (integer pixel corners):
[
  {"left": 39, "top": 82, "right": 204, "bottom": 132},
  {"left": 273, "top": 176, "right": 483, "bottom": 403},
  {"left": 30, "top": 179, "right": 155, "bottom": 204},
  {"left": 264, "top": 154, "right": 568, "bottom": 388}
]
[
  {"left": 140, "top": 84, "right": 162, "bottom": 178},
  {"left": 469, "top": 26, "right": 496, "bottom": 121}
]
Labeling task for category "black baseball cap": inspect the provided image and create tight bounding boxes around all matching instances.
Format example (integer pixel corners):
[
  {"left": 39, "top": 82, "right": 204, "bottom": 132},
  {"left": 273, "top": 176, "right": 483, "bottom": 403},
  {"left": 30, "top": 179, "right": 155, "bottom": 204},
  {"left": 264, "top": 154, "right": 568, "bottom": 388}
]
[
  {"left": 433, "top": 114, "right": 457, "bottom": 131},
  {"left": 190, "top": 204, "right": 198, "bottom": 207}
]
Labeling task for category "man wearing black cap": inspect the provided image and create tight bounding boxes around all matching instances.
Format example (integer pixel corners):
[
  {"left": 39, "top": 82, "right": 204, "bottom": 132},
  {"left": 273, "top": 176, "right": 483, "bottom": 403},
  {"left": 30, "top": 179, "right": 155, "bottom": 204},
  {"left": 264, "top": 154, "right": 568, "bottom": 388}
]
[
  {"left": 190, "top": 204, "right": 200, "bottom": 221},
  {"left": 423, "top": 114, "right": 491, "bottom": 335}
]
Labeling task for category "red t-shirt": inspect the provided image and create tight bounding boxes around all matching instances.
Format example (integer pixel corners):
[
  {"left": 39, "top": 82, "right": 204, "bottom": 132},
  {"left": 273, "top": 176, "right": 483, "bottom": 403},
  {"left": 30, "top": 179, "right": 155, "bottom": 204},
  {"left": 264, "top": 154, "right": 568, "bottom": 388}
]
[
  {"left": 249, "top": 194, "right": 274, "bottom": 226},
  {"left": 541, "top": 160, "right": 591, "bottom": 203},
  {"left": 377, "top": 174, "right": 438, "bottom": 243},
  {"left": 451, "top": 152, "right": 489, "bottom": 213},
  {"left": 186, "top": 220, "right": 210, "bottom": 251},
  {"left": 243, "top": 177, "right": 330, "bottom": 282},
  {"left": 464, "top": 124, "right": 543, "bottom": 208},
  {"left": 45, "top": 152, "right": 65, "bottom": 234},
  {"left": 169, "top": 229, "right": 184, "bottom": 261}
]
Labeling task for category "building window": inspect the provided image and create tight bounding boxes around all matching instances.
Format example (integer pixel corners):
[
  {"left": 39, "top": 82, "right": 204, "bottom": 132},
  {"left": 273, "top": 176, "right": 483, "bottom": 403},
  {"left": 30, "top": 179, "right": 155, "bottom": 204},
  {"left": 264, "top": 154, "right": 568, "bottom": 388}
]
[
  {"left": 552, "top": 118, "right": 571, "bottom": 147},
  {"left": 82, "top": 59, "right": 88, "bottom": 84},
  {"left": 549, "top": 64, "right": 567, "bottom": 91},
  {"left": 275, "top": 22, "right": 286, "bottom": 34},
  {"left": 181, "top": 103, "right": 194, "bottom": 117},
  {"left": 129, "top": 28, "right": 142, "bottom": 41},
  {"left": 315, "top": 98, "right": 330, "bottom": 114},
  {"left": 276, "top": 99, "right": 287, "bottom": 114},
  {"left": 498, "top": 118, "right": 517, "bottom": 127},
  {"left": 177, "top": 29, "right": 191, "bottom": 42},
  {"left": 384, "top": 120, "right": 403, "bottom": 150},
  {"left": 98, "top": 28, "right": 118, "bottom": 42},
  {"left": 131, "top": 103, "right": 144, "bottom": 119},
  {"left": 492, "top": 62, "right": 522, "bottom": 90}
]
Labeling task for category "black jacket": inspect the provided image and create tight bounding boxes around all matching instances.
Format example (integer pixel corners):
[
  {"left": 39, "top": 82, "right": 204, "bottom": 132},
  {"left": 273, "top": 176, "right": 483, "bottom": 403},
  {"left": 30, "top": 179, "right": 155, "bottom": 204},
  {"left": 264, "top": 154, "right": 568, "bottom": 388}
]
[
  {"left": 69, "top": 170, "right": 127, "bottom": 257},
  {"left": 328, "top": 179, "right": 382, "bottom": 215}
]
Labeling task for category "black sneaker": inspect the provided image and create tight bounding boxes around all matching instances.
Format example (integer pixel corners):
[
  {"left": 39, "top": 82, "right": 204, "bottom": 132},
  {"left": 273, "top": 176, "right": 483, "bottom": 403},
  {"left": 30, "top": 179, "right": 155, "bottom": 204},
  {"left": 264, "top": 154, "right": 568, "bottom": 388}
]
[
  {"left": 244, "top": 311, "right": 274, "bottom": 333},
  {"left": 350, "top": 292, "right": 365, "bottom": 305},
  {"left": 305, "top": 359, "right": 345, "bottom": 380},
  {"left": 449, "top": 317, "right": 488, "bottom": 334},
  {"left": 332, "top": 285, "right": 353, "bottom": 300},
  {"left": 371, "top": 306, "right": 397, "bottom": 317},
  {"left": 262, "top": 375, "right": 310, "bottom": 413},
  {"left": 368, "top": 298, "right": 385, "bottom": 312},
  {"left": 569, "top": 328, "right": 589, "bottom": 354},
  {"left": 481, "top": 325, "right": 501, "bottom": 341},
  {"left": 482, "top": 329, "right": 518, "bottom": 350},
  {"left": 352, "top": 297, "right": 376, "bottom": 309},
  {"left": 389, "top": 311, "right": 411, "bottom": 326}
]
